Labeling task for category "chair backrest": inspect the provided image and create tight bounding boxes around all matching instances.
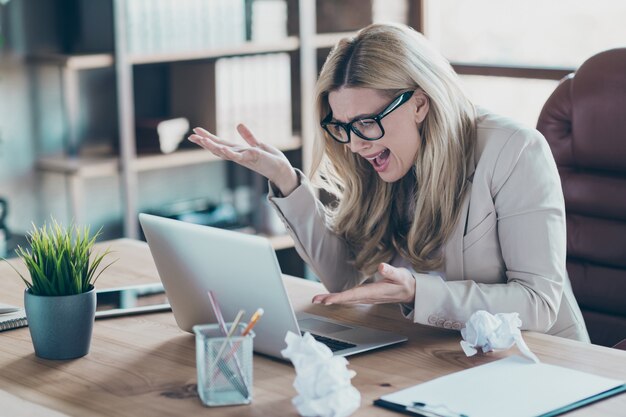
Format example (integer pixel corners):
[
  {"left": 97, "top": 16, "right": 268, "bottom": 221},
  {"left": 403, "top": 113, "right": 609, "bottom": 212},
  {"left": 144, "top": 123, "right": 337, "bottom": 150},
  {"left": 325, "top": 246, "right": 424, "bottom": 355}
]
[{"left": 537, "top": 48, "right": 626, "bottom": 347}]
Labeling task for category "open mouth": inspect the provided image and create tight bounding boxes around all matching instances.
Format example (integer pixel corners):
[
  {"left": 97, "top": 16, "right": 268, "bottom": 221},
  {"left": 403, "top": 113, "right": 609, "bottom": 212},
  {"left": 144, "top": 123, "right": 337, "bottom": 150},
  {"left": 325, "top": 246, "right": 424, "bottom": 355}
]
[{"left": 365, "top": 148, "right": 391, "bottom": 170}]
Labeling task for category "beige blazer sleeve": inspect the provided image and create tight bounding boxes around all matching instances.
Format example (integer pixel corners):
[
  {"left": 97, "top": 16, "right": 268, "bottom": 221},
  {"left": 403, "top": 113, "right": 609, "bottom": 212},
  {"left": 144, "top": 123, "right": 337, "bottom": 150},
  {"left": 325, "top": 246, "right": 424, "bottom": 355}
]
[
  {"left": 268, "top": 171, "right": 365, "bottom": 292},
  {"left": 409, "top": 127, "right": 567, "bottom": 333}
]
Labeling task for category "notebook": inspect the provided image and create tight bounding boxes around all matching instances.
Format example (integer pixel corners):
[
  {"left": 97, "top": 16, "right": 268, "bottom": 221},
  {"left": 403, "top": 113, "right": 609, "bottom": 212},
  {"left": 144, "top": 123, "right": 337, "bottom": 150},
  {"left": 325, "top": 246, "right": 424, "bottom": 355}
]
[
  {"left": 0, "top": 306, "right": 27, "bottom": 332},
  {"left": 139, "top": 213, "right": 408, "bottom": 358},
  {"left": 374, "top": 355, "right": 626, "bottom": 417}
]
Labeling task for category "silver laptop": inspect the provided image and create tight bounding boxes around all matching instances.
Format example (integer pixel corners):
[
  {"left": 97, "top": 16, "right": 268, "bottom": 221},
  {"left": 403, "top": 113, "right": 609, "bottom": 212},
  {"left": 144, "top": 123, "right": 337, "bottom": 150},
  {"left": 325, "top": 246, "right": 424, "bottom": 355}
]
[{"left": 139, "top": 213, "right": 407, "bottom": 358}]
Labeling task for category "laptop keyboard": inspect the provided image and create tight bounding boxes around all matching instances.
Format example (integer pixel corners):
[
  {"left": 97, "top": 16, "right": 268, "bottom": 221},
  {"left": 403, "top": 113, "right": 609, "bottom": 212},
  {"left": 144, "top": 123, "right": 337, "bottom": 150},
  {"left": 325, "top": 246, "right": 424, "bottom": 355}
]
[{"left": 302, "top": 332, "right": 357, "bottom": 352}]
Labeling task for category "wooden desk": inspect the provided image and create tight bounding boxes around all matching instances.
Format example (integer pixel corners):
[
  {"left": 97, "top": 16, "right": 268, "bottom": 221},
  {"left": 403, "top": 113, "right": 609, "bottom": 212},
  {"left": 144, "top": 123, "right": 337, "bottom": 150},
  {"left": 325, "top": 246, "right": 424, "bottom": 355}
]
[{"left": 1, "top": 239, "right": 625, "bottom": 416}]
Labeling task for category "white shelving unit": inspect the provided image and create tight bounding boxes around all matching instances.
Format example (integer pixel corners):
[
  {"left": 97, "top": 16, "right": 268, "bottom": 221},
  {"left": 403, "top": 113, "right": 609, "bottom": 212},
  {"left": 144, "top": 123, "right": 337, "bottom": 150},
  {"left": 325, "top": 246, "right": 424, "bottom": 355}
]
[
  {"left": 26, "top": 2, "right": 311, "bottom": 249},
  {"left": 128, "top": 37, "right": 300, "bottom": 65},
  {"left": 110, "top": 0, "right": 318, "bottom": 240}
]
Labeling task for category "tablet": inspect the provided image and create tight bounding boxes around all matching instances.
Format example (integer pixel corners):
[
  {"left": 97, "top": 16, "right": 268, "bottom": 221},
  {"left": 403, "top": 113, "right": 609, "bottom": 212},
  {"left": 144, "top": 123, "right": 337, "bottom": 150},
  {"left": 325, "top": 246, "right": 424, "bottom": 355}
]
[{"left": 96, "top": 283, "right": 171, "bottom": 319}]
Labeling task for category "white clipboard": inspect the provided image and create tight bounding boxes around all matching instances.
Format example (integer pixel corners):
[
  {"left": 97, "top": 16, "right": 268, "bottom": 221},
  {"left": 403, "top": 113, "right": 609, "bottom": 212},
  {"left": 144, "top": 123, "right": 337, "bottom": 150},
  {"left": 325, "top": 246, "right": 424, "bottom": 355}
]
[{"left": 374, "top": 355, "right": 626, "bottom": 417}]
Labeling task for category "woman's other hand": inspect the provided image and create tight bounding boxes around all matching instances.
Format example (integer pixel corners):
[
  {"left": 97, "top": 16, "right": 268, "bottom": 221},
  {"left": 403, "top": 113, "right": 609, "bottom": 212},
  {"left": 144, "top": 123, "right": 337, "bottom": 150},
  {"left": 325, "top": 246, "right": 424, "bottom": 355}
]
[
  {"left": 312, "top": 263, "right": 416, "bottom": 305},
  {"left": 188, "top": 124, "right": 299, "bottom": 196}
]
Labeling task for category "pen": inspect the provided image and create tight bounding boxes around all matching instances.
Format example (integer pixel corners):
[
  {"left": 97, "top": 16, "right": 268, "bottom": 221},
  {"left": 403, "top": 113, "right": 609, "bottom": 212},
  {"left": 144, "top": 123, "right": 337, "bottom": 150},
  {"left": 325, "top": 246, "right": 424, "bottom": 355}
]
[
  {"left": 207, "top": 290, "right": 229, "bottom": 336},
  {"left": 207, "top": 291, "right": 249, "bottom": 397},
  {"left": 211, "top": 307, "right": 264, "bottom": 381},
  {"left": 406, "top": 402, "right": 469, "bottom": 417},
  {"left": 212, "top": 309, "right": 245, "bottom": 362},
  {"left": 215, "top": 356, "right": 248, "bottom": 398},
  {"left": 209, "top": 309, "right": 249, "bottom": 397}
]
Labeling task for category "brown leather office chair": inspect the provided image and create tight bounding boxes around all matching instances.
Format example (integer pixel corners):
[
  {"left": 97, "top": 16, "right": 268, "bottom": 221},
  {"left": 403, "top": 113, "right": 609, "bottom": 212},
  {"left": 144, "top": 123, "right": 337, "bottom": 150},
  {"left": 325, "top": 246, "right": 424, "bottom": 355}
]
[{"left": 537, "top": 48, "right": 626, "bottom": 347}]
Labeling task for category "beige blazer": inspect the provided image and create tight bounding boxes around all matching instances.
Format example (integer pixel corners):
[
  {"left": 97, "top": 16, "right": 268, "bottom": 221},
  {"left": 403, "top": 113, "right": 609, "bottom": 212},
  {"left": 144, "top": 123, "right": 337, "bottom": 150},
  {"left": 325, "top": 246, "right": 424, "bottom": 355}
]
[{"left": 269, "top": 110, "right": 590, "bottom": 342}]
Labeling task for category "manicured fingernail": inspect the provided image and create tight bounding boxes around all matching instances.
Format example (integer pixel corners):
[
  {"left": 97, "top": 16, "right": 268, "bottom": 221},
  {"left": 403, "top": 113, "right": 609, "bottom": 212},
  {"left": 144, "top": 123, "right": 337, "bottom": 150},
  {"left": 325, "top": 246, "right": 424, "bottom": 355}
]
[
  {"left": 313, "top": 300, "right": 321, "bottom": 304},
  {"left": 324, "top": 302, "right": 333, "bottom": 306}
]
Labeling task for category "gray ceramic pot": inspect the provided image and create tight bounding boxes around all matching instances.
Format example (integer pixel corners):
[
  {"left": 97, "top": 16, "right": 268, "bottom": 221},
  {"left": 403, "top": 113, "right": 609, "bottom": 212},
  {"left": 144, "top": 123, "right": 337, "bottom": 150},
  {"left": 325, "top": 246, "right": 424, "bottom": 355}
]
[{"left": 24, "top": 286, "right": 96, "bottom": 360}]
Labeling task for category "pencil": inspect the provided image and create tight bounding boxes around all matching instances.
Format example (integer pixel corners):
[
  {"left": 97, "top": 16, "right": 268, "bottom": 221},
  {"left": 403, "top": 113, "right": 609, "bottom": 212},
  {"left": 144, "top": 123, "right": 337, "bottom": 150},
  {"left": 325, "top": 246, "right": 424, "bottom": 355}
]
[
  {"left": 211, "top": 307, "right": 265, "bottom": 382},
  {"left": 241, "top": 308, "right": 264, "bottom": 336}
]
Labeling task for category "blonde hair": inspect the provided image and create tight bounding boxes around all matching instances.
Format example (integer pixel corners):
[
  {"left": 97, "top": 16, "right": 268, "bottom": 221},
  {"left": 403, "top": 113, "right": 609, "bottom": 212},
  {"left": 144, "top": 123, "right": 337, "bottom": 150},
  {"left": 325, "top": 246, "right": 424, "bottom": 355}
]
[{"left": 311, "top": 23, "right": 476, "bottom": 276}]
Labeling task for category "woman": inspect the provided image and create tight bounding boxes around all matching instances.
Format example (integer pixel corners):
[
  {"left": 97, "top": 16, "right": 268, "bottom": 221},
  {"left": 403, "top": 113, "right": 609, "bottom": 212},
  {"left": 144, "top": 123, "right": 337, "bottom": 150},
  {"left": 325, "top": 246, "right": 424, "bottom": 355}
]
[{"left": 189, "top": 23, "right": 589, "bottom": 342}]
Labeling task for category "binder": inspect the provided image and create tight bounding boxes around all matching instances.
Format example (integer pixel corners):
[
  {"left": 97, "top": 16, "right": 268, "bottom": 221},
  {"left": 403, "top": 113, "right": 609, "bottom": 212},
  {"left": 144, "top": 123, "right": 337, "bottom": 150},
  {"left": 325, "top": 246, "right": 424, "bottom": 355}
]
[{"left": 374, "top": 355, "right": 626, "bottom": 417}]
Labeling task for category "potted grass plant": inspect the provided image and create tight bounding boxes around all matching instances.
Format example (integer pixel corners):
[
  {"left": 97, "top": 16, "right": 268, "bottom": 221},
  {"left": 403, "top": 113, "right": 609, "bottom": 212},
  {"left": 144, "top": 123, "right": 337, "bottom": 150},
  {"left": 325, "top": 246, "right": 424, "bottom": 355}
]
[{"left": 6, "top": 219, "right": 115, "bottom": 360}]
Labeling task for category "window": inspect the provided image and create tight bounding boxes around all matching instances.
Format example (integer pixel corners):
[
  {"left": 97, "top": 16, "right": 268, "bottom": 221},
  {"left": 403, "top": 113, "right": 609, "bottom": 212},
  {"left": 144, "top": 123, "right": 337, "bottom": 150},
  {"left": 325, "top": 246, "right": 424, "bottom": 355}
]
[
  {"left": 460, "top": 75, "right": 558, "bottom": 128},
  {"left": 423, "top": 0, "right": 626, "bottom": 125},
  {"left": 426, "top": 0, "right": 626, "bottom": 67}
]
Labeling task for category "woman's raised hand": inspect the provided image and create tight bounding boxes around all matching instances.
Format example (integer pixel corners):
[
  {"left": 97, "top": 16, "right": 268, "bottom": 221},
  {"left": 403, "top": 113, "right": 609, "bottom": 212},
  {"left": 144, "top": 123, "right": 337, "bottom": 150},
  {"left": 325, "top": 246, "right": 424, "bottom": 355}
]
[{"left": 188, "top": 124, "right": 299, "bottom": 196}]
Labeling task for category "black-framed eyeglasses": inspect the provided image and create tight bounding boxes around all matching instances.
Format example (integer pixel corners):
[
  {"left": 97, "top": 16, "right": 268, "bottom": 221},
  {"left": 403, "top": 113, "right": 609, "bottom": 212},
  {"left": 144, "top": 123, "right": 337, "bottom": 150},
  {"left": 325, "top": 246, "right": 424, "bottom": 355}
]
[{"left": 321, "top": 90, "right": 414, "bottom": 144}]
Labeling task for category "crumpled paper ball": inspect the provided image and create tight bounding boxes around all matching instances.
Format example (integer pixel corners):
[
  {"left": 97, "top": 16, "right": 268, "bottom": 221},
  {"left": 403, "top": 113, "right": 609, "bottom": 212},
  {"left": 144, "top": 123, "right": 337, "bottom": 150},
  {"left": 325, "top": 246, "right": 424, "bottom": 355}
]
[
  {"left": 281, "top": 331, "right": 361, "bottom": 417},
  {"left": 460, "top": 310, "right": 540, "bottom": 363}
]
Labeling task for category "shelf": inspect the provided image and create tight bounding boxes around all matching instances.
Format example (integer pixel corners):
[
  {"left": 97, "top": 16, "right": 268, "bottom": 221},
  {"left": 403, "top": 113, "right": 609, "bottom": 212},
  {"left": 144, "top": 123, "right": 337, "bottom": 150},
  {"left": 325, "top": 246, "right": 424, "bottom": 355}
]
[
  {"left": 37, "top": 136, "right": 302, "bottom": 177},
  {"left": 131, "top": 149, "right": 219, "bottom": 172},
  {"left": 128, "top": 37, "right": 300, "bottom": 65},
  {"left": 26, "top": 37, "right": 302, "bottom": 70},
  {"left": 314, "top": 31, "right": 358, "bottom": 49},
  {"left": 132, "top": 136, "right": 302, "bottom": 172},
  {"left": 37, "top": 155, "right": 118, "bottom": 178},
  {"left": 27, "top": 53, "right": 114, "bottom": 70}
]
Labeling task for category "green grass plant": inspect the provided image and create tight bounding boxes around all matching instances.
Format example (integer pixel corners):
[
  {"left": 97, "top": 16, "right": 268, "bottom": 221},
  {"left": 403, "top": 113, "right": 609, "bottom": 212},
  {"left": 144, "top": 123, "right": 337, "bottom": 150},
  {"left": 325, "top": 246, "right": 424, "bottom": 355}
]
[{"left": 5, "top": 218, "right": 115, "bottom": 296}]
